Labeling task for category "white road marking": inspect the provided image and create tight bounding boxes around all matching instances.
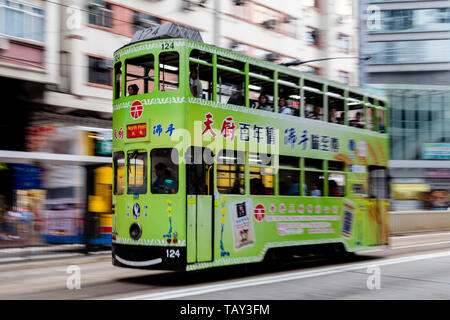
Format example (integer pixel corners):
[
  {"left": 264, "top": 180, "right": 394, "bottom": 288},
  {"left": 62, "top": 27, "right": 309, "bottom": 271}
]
[
  {"left": 390, "top": 232, "right": 450, "bottom": 240},
  {"left": 391, "top": 240, "right": 450, "bottom": 250},
  {"left": 119, "top": 249, "right": 450, "bottom": 300}
]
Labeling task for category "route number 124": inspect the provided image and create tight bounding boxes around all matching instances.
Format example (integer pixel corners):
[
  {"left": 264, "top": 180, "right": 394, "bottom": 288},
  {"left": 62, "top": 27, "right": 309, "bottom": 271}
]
[{"left": 166, "top": 249, "right": 180, "bottom": 258}]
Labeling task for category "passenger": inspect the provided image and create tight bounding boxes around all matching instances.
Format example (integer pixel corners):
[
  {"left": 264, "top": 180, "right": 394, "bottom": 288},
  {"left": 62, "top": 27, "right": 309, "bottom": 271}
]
[
  {"left": 151, "top": 163, "right": 177, "bottom": 194},
  {"left": 128, "top": 84, "right": 139, "bottom": 96},
  {"left": 329, "top": 108, "right": 339, "bottom": 123},
  {"left": 278, "top": 97, "right": 293, "bottom": 115},
  {"left": 350, "top": 112, "right": 364, "bottom": 128},
  {"left": 329, "top": 180, "right": 340, "bottom": 197},
  {"left": 307, "top": 106, "right": 323, "bottom": 120},
  {"left": 250, "top": 178, "right": 272, "bottom": 195},
  {"left": 310, "top": 182, "right": 322, "bottom": 197},
  {"left": 227, "top": 85, "right": 244, "bottom": 106},
  {"left": 252, "top": 94, "right": 273, "bottom": 112},
  {"left": 189, "top": 69, "right": 203, "bottom": 98}
]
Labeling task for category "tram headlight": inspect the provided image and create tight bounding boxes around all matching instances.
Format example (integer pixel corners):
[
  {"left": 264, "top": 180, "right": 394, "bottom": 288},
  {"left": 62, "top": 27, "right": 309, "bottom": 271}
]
[{"left": 129, "top": 223, "right": 142, "bottom": 240}]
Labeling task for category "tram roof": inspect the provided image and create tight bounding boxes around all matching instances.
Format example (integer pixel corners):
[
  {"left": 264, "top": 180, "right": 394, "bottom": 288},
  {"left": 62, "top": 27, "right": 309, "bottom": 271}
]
[{"left": 116, "top": 25, "right": 387, "bottom": 103}]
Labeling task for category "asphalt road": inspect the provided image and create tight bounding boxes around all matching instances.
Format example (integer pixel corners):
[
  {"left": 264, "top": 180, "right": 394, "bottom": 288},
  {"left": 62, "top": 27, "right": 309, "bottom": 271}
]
[{"left": 1, "top": 231, "right": 450, "bottom": 301}]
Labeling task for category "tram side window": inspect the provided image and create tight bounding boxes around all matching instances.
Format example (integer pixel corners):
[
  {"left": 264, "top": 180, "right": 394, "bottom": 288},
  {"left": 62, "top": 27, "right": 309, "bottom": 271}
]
[
  {"left": 249, "top": 153, "right": 274, "bottom": 196},
  {"left": 217, "top": 69, "right": 245, "bottom": 108},
  {"left": 378, "top": 108, "right": 386, "bottom": 133},
  {"left": 304, "top": 158, "right": 324, "bottom": 196},
  {"left": 328, "top": 161, "right": 345, "bottom": 197},
  {"left": 185, "top": 147, "right": 214, "bottom": 195},
  {"left": 217, "top": 150, "right": 245, "bottom": 195},
  {"left": 113, "top": 151, "right": 125, "bottom": 195},
  {"left": 249, "top": 65, "right": 274, "bottom": 112},
  {"left": 304, "top": 80, "right": 324, "bottom": 120},
  {"left": 278, "top": 73, "right": 300, "bottom": 116},
  {"left": 127, "top": 151, "right": 147, "bottom": 194},
  {"left": 114, "top": 62, "right": 122, "bottom": 99},
  {"left": 189, "top": 50, "right": 213, "bottom": 100},
  {"left": 328, "top": 86, "right": 345, "bottom": 125},
  {"left": 279, "top": 156, "right": 302, "bottom": 196},
  {"left": 126, "top": 54, "right": 155, "bottom": 96},
  {"left": 159, "top": 52, "right": 179, "bottom": 92},
  {"left": 368, "top": 166, "right": 389, "bottom": 199},
  {"left": 151, "top": 148, "right": 179, "bottom": 194},
  {"left": 348, "top": 93, "right": 365, "bottom": 128}
]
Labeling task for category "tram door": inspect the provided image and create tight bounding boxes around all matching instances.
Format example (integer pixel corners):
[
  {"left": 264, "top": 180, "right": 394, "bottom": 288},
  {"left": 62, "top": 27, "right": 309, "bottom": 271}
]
[{"left": 186, "top": 147, "right": 214, "bottom": 263}]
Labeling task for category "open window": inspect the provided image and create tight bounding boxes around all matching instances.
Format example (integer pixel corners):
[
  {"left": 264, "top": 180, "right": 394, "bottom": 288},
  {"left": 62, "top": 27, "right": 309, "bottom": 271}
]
[
  {"left": 278, "top": 73, "right": 300, "bottom": 116},
  {"left": 249, "top": 153, "right": 274, "bottom": 195},
  {"left": 249, "top": 65, "right": 274, "bottom": 112},
  {"left": 304, "top": 158, "right": 324, "bottom": 196},
  {"left": 279, "top": 156, "right": 301, "bottom": 196},
  {"left": 114, "top": 62, "right": 122, "bottom": 99},
  {"left": 327, "top": 86, "right": 345, "bottom": 125},
  {"left": 304, "top": 79, "right": 324, "bottom": 120},
  {"left": 113, "top": 151, "right": 125, "bottom": 195},
  {"left": 328, "top": 161, "right": 345, "bottom": 197},
  {"left": 127, "top": 151, "right": 147, "bottom": 194},
  {"left": 185, "top": 147, "right": 214, "bottom": 195},
  {"left": 189, "top": 50, "right": 213, "bottom": 100},
  {"left": 217, "top": 67, "right": 246, "bottom": 107},
  {"left": 125, "top": 54, "right": 155, "bottom": 96},
  {"left": 159, "top": 51, "right": 179, "bottom": 92},
  {"left": 348, "top": 92, "right": 365, "bottom": 128},
  {"left": 151, "top": 148, "right": 179, "bottom": 194},
  {"left": 216, "top": 150, "right": 245, "bottom": 194}
]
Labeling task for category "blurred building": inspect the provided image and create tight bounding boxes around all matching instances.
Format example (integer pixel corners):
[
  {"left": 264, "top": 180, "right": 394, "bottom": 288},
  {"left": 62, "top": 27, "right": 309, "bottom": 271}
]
[{"left": 359, "top": 0, "right": 450, "bottom": 210}]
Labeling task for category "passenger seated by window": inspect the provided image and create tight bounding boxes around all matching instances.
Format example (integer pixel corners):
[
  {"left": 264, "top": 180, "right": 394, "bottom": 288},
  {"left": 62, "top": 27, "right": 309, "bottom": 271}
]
[
  {"left": 329, "top": 108, "right": 340, "bottom": 124},
  {"left": 307, "top": 106, "right": 323, "bottom": 120},
  {"left": 227, "top": 85, "right": 244, "bottom": 106},
  {"left": 329, "top": 180, "right": 341, "bottom": 197},
  {"left": 350, "top": 112, "right": 365, "bottom": 128},
  {"left": 278, "top": 97, "right": 293, "bottom": 115},
  {"left": 189, "top": 69, "right": 203, "bottom": 98},
  {"left": 152, "top": 163, "right": 177, "bottom": 194},
  {"left": 250, "top": 178, "right": 272, "bottom": 195},
  {"left": 310, "top": 182, "right": 322, "bottom": 197},
  {"left": 128, "top": 84, "right": 139, "bottom": 96},
  {"left": 252, "top": 94, "right": 273, "bottom": 112}
]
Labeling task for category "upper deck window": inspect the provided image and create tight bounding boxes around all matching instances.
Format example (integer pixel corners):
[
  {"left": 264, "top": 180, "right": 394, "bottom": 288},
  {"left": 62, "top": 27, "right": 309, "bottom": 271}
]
[
  {"left": 189, "top": 50, "right": 213, "bottom": 100},
  {"left": 114, "top": 62, "right": 122, "bottom": 99},
  {"left": 159, "top": 52, "right": 179, "bottom": 92},
  {"left": 126, "top": 54, "right": 155, "bottom": 96}
]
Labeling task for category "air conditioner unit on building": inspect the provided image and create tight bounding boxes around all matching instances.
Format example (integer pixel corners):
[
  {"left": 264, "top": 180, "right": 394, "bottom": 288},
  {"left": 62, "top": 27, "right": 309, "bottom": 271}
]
[
  {"left": 182, "top": 0, "right": 194, "bottom": 11},
  {"left": 0, "top": 36, "right": 9, "bottom": 51},
  {"left": 234, "top": 0, "right": 247, "bottom": 5},
  {"left": 264, "top": 52, "right": 280, "bottom": 62},
  {"left": 262, "top": 19, "right": 277, "bottom": 29}
]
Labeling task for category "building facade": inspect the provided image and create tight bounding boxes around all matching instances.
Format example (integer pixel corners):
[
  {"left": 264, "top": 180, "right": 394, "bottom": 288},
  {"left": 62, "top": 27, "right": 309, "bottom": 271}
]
[{"left": 359, "top": 0, "right": 450, "bottom": 210}]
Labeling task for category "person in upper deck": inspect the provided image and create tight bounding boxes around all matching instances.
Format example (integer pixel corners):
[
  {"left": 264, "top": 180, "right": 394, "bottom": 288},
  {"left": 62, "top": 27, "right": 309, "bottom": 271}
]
[
  {"left": 128, "top": 84, "right": 139, "bottom": 96},
  {"left": 307, "top": 105, "right": 323, "bottom": 120},
  {"left": 278, "top": 97, "right": 293, "bottom": 115},
  {"left": 252, "top": 94, "right": 273, "bottom": 112},
  {"left": 350, "top": 112, "right": 365, "bottom": 128},
  {"left": 227, "top": 85, "right": 244, "bottom": 106},
  {"left": 189, "top": 68, "right": 203, "bottom": 98}
]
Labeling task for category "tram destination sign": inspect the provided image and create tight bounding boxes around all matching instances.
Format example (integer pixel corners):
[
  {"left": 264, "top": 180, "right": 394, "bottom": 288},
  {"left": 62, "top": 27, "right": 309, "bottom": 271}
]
[{"left": 127, "top": 123, "right": 147, "bottom": 139}]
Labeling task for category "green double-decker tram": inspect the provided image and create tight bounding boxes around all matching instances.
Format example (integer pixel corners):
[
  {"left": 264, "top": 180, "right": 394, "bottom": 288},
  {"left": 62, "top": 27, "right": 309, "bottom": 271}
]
[{"left": 112, "top": 25, "right": 390, "bottom": 271}]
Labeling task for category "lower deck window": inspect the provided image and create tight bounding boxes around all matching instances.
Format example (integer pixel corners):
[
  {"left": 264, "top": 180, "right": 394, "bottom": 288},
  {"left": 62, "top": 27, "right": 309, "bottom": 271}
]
[
  {"left": 128, "top": 151, "right": 147, "bottom": 194},
  {"left": 151, "top": 148, "right": 179, "bottom": 194}
]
